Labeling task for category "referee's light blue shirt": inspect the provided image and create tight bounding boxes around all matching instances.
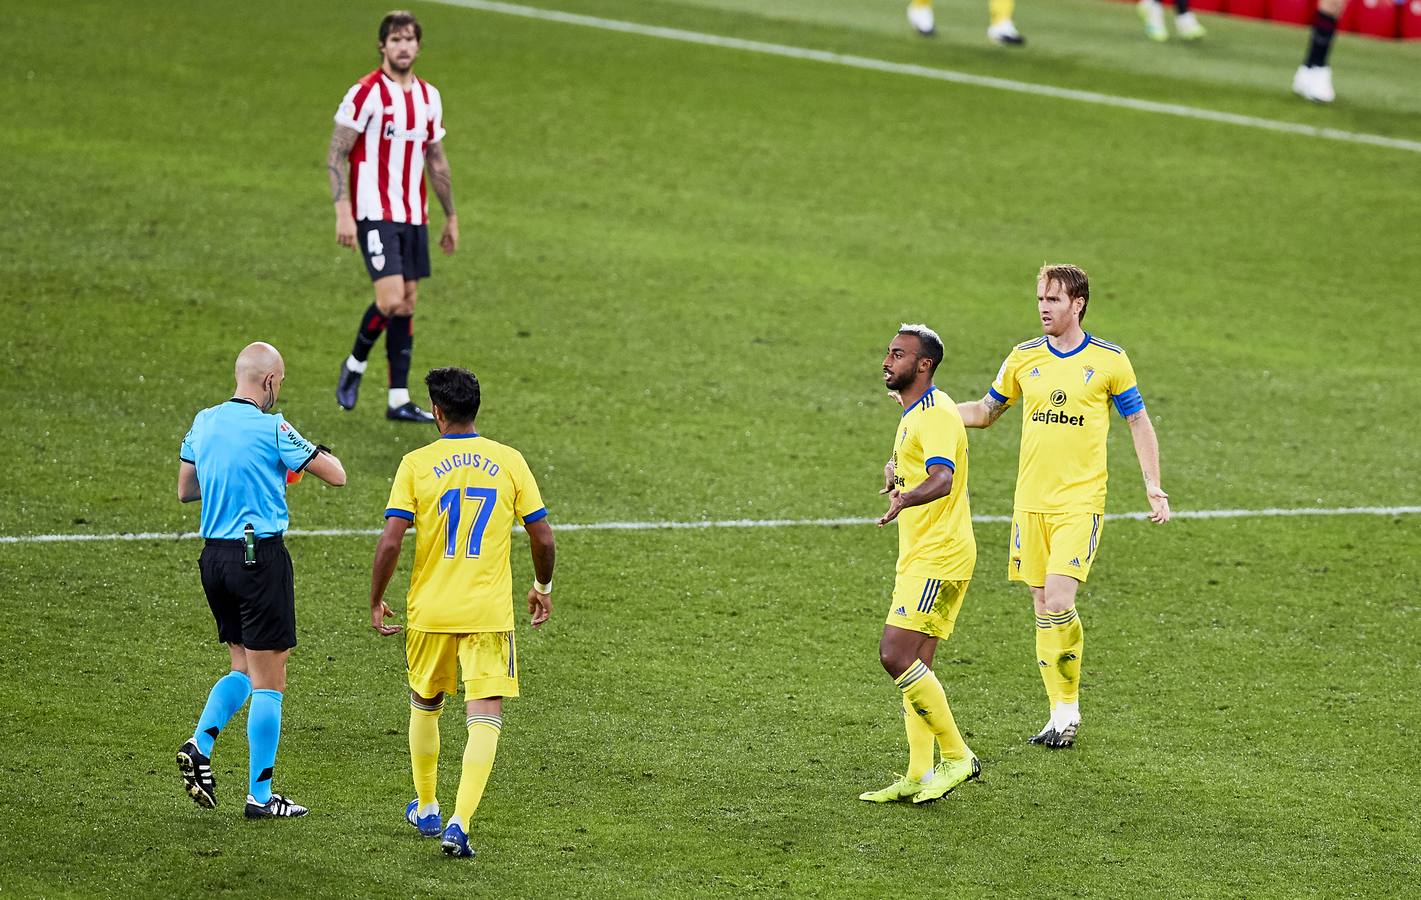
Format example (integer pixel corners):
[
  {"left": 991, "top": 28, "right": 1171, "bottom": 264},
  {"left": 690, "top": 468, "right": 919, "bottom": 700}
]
[{"left": 180, "top": 399, "right": 319, "bottom": 540}]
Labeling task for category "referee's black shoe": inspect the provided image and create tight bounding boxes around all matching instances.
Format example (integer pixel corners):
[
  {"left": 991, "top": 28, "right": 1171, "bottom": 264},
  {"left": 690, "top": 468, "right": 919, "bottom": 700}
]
[
  {"left": 245, "top": 793, "right": 310, "bottom": 819},
  {"left": 386, "top": 401, "right": 435, "bottom": 423},
  {"left": 177, "top": 739, "right": 216, "bottom": 809},
  {"left": 336, "top": 363, "right": 363, "bottom": 410}
]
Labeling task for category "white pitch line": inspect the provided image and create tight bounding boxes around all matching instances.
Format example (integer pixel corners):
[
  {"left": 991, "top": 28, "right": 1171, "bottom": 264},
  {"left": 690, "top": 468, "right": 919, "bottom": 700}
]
[
  {"left": 428, "top": 0, "right": 1421, "bottom": 156},
  {"left": 1, "top": 506, "right": 1416, "bottom": 545}
]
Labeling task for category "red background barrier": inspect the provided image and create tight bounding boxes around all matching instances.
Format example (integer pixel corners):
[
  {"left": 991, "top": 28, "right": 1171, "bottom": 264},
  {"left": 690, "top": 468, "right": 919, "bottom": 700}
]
[
  {"left": 1343, "top": 0, "right": 1401, "bottom": 37},
  {"left": 1269, "top": 0, "right": 1316, "bottom": 25},
  {"left": 1109, "top": 0, "right": 1410, "bottom": 38},
  {"left": 1403, "top": 0, "right": 1421, "bottom": 38},
  {"left": 1229, "top": 0, "right": 1270, "bottom": 17}
]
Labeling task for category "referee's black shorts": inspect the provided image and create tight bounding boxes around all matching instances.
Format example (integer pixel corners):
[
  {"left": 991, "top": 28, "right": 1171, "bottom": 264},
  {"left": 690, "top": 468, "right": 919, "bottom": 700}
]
[{"left": 198, "top": 536, "right": 297, "bottom": 651}]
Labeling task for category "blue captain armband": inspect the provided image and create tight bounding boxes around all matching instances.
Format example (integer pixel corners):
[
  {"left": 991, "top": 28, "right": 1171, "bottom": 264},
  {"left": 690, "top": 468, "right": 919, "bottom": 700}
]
[
  {"left": 924, "top": 456, "right": 955, "bottom": 472},
  {"left": 987, "top": 387, "right": 1009, "bottom": 404},
  {"left": 1113, "top": 387, "right": 1145, "bottom": 418}
]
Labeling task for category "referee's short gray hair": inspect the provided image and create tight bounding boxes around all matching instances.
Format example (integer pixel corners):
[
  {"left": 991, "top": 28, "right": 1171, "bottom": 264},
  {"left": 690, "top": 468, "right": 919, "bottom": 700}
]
[{"left": 898, "top": 323, "right": 944, "bottom": 374}]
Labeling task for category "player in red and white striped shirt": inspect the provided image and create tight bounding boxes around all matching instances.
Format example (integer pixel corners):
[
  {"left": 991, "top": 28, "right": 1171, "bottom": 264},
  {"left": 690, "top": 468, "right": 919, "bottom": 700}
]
[{"left": 327, "top": 10, "right": 458, "bottom": 423}]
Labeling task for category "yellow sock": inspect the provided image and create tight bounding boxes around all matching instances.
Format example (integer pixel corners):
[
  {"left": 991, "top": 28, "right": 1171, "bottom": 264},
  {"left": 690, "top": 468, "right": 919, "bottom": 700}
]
[
  {"left": 452, "top": 714, "right": 502, "bottom": 826},
  {"left": 409, "top": 701, "right": 442, "bottom": 808},
  {"left": 901, "top": 693, "right": 934, "bottom": 781},
  {"left": 1047, "top": 606, "right": 1084, "bottom": 704},
  {"left": 911, "top": 0, "right": 932, "bottom": 9},
  {"left": 989, "top": 0, "right": 1015, "bottom": 25},
  {"left": 1035, "top": 612, "right": 1063, "bottom": 708},
  {"left": 895, "top": 660, "right": 971, "bottom": 762}
]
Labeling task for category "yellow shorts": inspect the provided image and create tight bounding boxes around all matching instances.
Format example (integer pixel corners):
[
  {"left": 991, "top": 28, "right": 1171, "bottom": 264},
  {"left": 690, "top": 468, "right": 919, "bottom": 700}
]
[
  {"left": 1008, "top": 510, "right": 1104, "bottom": 587},
  {"left": 885, "top": 575, "right": 970, "bottom": 639},
  {"left": 405, "top": 629, "right": 519, "bottom": 700}
]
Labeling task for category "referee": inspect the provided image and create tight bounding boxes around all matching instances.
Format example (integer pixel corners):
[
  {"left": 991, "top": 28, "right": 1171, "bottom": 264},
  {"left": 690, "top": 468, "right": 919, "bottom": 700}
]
[{"left": 175, "top": 342, "right": 346, "bottom": 819}]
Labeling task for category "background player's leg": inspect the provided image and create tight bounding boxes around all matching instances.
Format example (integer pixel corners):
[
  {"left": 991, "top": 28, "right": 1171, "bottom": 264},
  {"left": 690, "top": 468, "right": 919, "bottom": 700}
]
[
  {"left": 1173, "top": 0, "right": 1205, "bottom": 40},
  {"left": 386, "top": 280, "right": 416, "bottom": 408},
  {"left": 338, "top": 275, "right": 403, "bottom": 410},
  {"left": 987, "top": 0, "right": 1024, "bottom": 45},
  {"left": 1039, "top": 575, "right": 1083, "bottom": 747},
  {"left": 385, "top": 280, "right": 434, "bottom": 422},
  {"left": 1294, "top": 0, "right": 1345, "bottom": 104},
  {"left": 349, "top": 304, "right": 388, "bottom": 366},
  {"left": 907, "top": 0, "right": 934, "bottom": 36},
  {"left": 1030, "top": 585, "right": 1061, "bottom": 724},
  {"left": 1138, "top": 0, "right": 1168, "bottom": 41}
]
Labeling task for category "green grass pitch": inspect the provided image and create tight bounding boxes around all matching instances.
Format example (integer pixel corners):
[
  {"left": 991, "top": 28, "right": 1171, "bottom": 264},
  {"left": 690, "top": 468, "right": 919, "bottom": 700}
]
[{"left": 2, "top": 0, "right": 1419, "bottom": 895}]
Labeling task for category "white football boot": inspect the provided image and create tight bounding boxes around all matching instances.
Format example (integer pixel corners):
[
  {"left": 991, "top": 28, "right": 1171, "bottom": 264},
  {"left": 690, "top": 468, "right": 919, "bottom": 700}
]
[
  {"left": 1292, "top": 65, "right": 1335, "bottom": 104},
  {"left": 1175, "top": 11, "right": 1206, "bottom": 40},
  {"left": 1138, "top": 0, "right": 1168, "bottom": 41},
  {"left": 907, "top": 2, "right": 935, "bottom": 36},
  {"left": 987, "top": 19, "right": 1026, "bottom": 46}
]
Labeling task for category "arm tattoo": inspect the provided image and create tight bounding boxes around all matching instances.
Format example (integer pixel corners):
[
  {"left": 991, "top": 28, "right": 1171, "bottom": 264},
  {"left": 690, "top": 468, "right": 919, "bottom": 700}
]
[
  {"left": 327, "top": 125, "right": 358, "bottom": 203},
  {"left": 982, "top": 394, "right": 1007, "bottom": 424},
  {"left": 1125, "top": 409, "right": 1148, "bottom": 424},
  {"left": 425, "top": 141, "right": 455, "bottom": 216}
]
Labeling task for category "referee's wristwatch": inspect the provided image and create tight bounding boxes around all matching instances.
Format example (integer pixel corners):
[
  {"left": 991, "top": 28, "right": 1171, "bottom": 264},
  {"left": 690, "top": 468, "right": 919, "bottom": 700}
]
[{"left": 533, "top": 579, "right": 552, "bottom": 595}]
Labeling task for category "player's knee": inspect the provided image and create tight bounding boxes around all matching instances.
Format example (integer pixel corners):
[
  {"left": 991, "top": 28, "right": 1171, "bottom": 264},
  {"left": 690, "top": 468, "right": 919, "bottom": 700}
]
[
  {"left": 411, "top": 690, "right": 444, "bottom": 707},
  {"left": 878, "top": 641, "right": 911, "bottom": 677}
]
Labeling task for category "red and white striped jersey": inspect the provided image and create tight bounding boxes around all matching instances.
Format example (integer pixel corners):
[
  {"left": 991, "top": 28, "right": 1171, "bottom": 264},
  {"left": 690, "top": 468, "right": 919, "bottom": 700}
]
[{"left": 334, "top": 69, "right": 447, "bottom": 225}]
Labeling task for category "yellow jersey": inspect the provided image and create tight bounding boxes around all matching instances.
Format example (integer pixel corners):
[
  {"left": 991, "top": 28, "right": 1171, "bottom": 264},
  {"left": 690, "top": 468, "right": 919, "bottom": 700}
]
[
  {"left": 989, "top": 333, "right": 1143, "bottom": 514},
  {"left": 384, "top": 432, "right": 547, "bottom": 633},
  {"left": 891, "top": 385, "right": 976, "bottom": 580}
]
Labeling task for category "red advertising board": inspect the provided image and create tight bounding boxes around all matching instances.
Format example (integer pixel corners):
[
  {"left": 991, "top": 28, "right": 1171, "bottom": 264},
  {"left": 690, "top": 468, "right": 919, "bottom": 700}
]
[
  {"left": 1343, "top": 0, "right": 1400, "bottom": 37},
  {"left": 1270, "top": 0, "right": 1317, "bottom": 24}
]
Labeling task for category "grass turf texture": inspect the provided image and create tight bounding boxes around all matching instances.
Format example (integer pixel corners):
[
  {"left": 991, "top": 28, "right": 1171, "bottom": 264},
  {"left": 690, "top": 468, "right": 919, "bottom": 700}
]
[{"left": 2, "top": 0, "right": 1420, "bottom": 895}]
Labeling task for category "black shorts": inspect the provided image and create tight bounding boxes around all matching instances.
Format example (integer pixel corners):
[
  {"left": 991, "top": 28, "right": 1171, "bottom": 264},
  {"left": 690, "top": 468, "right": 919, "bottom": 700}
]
[
  {"left": 198, "top": 537, "right": 297, "bottom": 651},
  {"left": 357, "top": 219, "right": 431, "bottom": 282}
]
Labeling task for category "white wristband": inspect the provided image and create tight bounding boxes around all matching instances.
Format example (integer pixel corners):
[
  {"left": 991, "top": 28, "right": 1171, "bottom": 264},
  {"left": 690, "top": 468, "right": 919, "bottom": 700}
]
[{"left": 533, "top": 579, "right": 552, "bottom": 595}]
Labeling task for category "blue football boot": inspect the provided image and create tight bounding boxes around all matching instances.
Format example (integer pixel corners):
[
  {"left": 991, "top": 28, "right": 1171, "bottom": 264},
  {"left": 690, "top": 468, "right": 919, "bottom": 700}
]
[
  {"left": 441, "top": 821, "right": 475, "bottom": 858},
  {"left": 406, "top": 799, "right": 442, "bottom": 837}
]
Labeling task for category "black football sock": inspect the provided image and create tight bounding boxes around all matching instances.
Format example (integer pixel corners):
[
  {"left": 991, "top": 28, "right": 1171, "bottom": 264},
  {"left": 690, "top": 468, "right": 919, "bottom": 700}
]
[
  {"left": 1174, "top": 0, "right": 1188, "bottom": 13},
  {"left": 386, "top": 315, "right": 413, "bottom": 393},
  {"left": 350, "top": 304, "right": 387, "bottom": 364},
  {"left": 1306, "top": 12, "right": 1338, "bottom": 68}
]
